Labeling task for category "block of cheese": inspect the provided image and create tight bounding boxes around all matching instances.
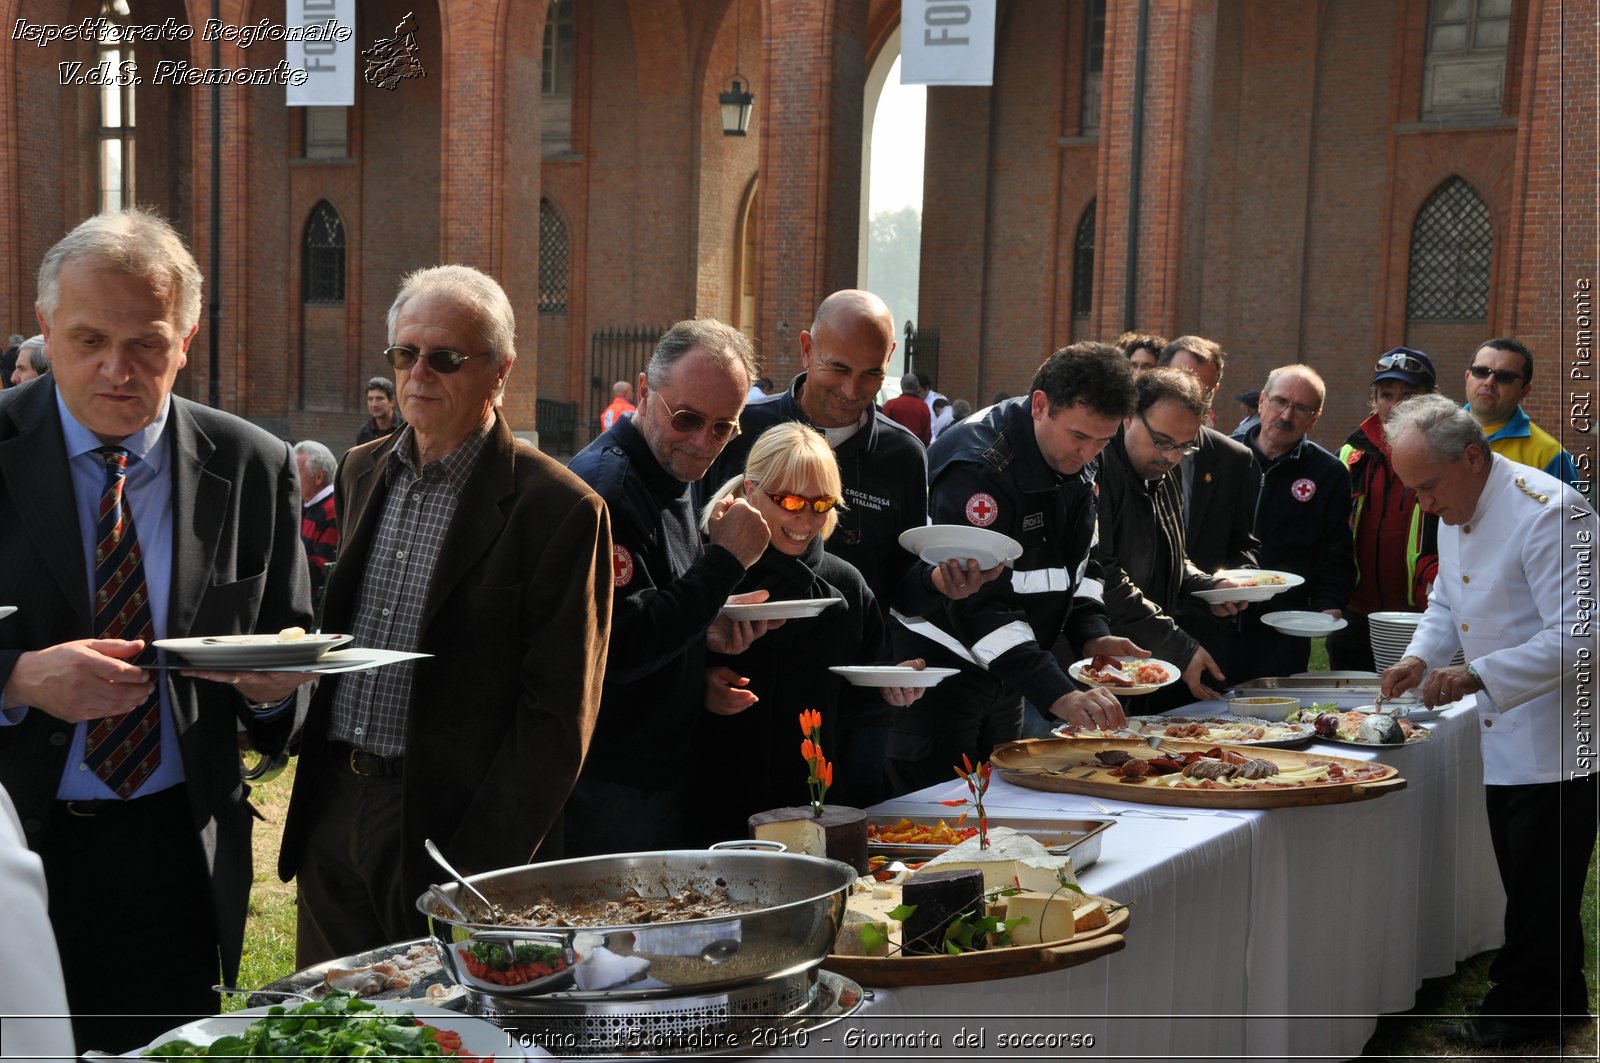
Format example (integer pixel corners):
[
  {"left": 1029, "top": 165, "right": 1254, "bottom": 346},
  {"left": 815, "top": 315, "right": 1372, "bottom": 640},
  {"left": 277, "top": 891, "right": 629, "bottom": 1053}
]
[
  {"left": 833, "top": 906, "right": 893, "bottom": 956},
  {"left": 912, "top": 826, "right": 1075, "bottom": 891},
  {"left": 901, "top": 868, "right": 984, "bottom": 956},
  {"left": 999, "top": 890, "right": 1110, "bottom": 946},
  {"left": 748, "top": 805, "right": 868, "bottom": 874}
]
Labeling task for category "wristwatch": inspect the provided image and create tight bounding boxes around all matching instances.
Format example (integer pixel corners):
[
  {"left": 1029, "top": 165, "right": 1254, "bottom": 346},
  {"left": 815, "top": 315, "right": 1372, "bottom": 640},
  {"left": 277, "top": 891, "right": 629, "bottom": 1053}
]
[{"left": 1465, "top": 663, "right": 1484, "bottom": 691}]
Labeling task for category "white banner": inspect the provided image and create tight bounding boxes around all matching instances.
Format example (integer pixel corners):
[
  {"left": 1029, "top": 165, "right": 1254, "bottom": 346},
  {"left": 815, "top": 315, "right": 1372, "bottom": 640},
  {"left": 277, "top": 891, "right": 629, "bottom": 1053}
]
[
  {"left": 900, "top": 0, "right": 996, "bottom": 86},
  {"left": 285, "top": 0, "right": 355, "bottom": 106}
]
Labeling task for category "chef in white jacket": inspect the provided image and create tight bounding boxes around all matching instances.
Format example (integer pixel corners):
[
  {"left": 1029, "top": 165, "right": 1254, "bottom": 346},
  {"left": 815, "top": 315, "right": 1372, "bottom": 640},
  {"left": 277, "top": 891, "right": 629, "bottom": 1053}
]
[{"left": 1380, "top": 393, "right": 1597, "bottom": 1051}]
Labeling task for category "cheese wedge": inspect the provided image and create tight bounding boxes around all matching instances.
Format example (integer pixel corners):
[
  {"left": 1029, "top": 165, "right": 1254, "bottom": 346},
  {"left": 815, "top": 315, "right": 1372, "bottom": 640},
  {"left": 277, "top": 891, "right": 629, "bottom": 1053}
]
[
  {"left": 1000, "top": 890, "right": 1110, "bottom": 945},
  {"left": 913, "top": 827, "right": 1076, "bottom": 891}
]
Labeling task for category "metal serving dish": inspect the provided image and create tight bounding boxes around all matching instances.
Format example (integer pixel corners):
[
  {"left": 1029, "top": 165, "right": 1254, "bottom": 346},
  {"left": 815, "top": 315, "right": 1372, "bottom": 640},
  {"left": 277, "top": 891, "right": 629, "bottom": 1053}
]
[
  {"left": 416, "top": 847, "right": 855, "bottom": 1001},
  {"left": 1234, "top": 676, "right": 1419, "bottom": 704},
  {"left": 865, "top": 815, "right": 1113, "bottom": 868}
]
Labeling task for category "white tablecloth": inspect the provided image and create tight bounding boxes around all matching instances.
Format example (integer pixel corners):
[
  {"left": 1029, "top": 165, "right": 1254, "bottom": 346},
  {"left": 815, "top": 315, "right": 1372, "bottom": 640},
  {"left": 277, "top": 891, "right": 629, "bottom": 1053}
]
[{"left": 803, "top": 697, "right": 1504, "bottom": 1062}]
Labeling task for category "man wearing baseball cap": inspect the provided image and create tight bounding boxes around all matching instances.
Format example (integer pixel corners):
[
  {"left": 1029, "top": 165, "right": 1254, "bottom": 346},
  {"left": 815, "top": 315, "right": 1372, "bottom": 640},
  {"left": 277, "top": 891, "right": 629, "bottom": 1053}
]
[{"left": 1327, "top": 347, "right": 1441, "bottom": 671}]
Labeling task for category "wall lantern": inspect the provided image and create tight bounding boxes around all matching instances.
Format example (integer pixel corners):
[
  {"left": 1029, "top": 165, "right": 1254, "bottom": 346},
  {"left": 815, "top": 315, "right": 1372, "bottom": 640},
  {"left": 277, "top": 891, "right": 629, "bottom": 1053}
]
[{"left": 719, "top": 1, "right": 753, "bottom": 136}]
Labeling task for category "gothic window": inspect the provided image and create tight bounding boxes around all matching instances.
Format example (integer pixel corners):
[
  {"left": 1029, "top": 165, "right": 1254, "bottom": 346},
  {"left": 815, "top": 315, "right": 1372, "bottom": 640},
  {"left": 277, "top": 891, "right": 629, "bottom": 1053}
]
[
  {"left": 1406, "top": 177, "right": 1491, "bottom": 320},
  {"left": 542, "top": 0, "right": 575, "bottom": 155},
  {"left": 1072, "top": 201, "right": 1096, "bottom": 319},
  {"left": 540, "top": 198, "right": 570, "bottom": 314},
  {"left": 98, "top": 0, "right": 135, "bottom": 212},
  {"left": 1422, "top": 0, "right": 1511, "bottom": 119},
  {"left": 302, "top": 201, "right": 346, "bottom": 306}
]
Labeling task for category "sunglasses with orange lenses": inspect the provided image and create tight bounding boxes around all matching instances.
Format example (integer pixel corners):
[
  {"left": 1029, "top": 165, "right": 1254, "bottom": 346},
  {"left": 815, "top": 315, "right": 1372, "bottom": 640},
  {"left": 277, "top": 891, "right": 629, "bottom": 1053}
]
[{"left": 766, "top": 492, "right": 839, "bottom": 514}]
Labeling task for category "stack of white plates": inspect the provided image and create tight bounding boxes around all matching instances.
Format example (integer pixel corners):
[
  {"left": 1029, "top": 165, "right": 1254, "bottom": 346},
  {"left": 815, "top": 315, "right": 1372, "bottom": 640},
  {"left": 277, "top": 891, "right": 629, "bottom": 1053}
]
[
  {"left": 1367, "top": 611, "right": 1422, "bottom": 670},
  {"left": 1367, "top": 610, "right": 1465, "bottom": 668}
]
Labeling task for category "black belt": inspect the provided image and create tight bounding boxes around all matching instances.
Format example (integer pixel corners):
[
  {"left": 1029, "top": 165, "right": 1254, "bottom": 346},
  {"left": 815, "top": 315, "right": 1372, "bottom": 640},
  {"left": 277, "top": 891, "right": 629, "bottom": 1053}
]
[
  {"left": 334, "top": 741, "right": 405, "bottom": 778},
  {"left": 59, "top": 785, "right": 185, "bottom": 817}
]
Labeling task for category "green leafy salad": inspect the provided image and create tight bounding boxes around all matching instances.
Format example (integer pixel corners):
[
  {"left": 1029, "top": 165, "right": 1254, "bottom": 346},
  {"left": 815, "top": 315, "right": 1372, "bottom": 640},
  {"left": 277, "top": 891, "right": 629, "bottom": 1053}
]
[{"left": 142, "top": 990, "right": 476, "bottom": 1060}]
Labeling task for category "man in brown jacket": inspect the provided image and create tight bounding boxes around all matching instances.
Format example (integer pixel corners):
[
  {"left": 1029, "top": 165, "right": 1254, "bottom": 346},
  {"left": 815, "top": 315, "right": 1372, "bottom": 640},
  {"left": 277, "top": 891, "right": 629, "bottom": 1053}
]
[{"left": 279, "top": 265, "right": 612, "bottom": 964}]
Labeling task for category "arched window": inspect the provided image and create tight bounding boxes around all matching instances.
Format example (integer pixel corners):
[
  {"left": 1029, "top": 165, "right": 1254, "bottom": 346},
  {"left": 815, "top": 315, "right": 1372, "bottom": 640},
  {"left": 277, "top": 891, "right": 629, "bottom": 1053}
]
[
  {"left": 1072, "top": 201, "right": 1096, "bottom": 319},
  {"left": 302, "top": 201, "right": 346, "bottom": 306},
  {"left": 1406, "top": 177, "right": 1491, "bottom": 320},
  {"left": 98, "top": 0, "right": 135, "bottom": 212},
  {"left": 540, "top": 198, "right": 570, "bottom": 314}
]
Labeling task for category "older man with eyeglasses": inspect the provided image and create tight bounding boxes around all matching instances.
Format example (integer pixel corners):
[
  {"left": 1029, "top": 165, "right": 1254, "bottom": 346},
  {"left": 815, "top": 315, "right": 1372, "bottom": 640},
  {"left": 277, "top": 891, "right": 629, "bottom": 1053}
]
[
  {"left": 566, "top": 319, "right": 775, "bottom": 853},
  {"left": 279, "top": 265, "right": 613, "bottom": 965},
  {"left": 1463, "top": 337, "right": 1580, "bottom": 487},
  {"left": 1229, "top": 364, "right": 1355, "bottom": 681}
]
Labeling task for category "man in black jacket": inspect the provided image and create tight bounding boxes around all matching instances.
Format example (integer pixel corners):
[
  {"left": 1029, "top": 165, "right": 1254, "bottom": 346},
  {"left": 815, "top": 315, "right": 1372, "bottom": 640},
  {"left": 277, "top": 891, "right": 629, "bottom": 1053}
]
[
  {"left": 888, "top": 343, "right": 1142, "bottom": 793},
  {"left": 566, "top": 319, "right": 772, "bottom": 852},
  {"left": 1092, "top": 368, "right": 1241, "bottom": 711}
]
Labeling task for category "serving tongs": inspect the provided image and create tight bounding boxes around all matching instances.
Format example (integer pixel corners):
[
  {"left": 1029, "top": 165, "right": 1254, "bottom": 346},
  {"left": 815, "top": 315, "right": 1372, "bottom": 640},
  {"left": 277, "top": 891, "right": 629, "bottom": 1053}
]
[
  {"left": 424, "top": 837, "right": 499, "bottom": 922},
  {"left": 212, "top": 983, "right": 315, "bottom": 1003}
]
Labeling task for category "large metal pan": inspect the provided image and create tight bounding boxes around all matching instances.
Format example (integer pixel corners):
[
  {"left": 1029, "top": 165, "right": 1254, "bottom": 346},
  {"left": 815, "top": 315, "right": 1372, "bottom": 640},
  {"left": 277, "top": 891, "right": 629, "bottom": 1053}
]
[{"left": 416, "top": 845, "right": 855, "bottom": 1001}]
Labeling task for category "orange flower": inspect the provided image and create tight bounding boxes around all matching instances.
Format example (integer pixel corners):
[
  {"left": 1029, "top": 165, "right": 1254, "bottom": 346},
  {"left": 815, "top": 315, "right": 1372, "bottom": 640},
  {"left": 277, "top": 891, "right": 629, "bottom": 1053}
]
[
  {"left": 821, "top": 760, "right": 833, "bottom": 788},
  {"left": 800, "top": 738, "right": 815, "bottom": 762}
]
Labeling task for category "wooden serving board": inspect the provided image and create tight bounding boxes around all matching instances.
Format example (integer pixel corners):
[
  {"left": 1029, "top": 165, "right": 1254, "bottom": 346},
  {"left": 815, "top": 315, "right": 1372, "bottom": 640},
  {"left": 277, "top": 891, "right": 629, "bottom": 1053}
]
[
  {"left": 822, "top": 900, "right": 1128, "bottom": 987},
  {"left": 990, "top": 737, "right": 1406, "bottom": 809}
]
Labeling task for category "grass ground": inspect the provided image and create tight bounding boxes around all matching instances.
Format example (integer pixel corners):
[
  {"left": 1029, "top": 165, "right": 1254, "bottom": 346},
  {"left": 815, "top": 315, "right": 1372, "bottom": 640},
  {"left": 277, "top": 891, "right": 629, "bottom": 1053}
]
[{"left": 239, "top": 642, "right": 1599, "bottom": 1058}]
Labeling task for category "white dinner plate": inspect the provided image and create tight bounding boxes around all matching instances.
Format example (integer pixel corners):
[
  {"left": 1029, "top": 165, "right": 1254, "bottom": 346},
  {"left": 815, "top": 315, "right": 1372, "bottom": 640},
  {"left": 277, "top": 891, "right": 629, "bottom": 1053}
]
[
  {"left": 828, "top": 665, "right": 960, "bottom": 688},
  {"left": 1261, "top": 610, "right": 1348, "bottom": 636},
  {"left": 153, "top": 633, "right": 352, "bottom": 668},
  {"left": 0, "top": 606, "right": 15, "bottom": 620},
  {"left": 898, "top": 525, "right": 1024, "bottom": 569},
  {"left": 1192, "top": 569, "right": 1306, "bottom": 603},
  {"left": 720, "top": 596, "right": 842, "bottom": 621},
  {"left": 1351, "top": 702, "right": 1445, "bottom": 723},
  {"left": 1067, "top": 656, "right": 1180, "bottom": 696},
  {"left": 127, "top": 1000, "right": 527, "bottom": 1059}
]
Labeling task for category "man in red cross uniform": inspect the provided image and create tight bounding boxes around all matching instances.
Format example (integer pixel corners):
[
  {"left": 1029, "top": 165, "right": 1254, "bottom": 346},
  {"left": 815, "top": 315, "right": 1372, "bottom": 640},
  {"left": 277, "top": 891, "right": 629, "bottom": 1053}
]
[{"left": 888, "top": 342, "right": 1145, "bottom": 794}]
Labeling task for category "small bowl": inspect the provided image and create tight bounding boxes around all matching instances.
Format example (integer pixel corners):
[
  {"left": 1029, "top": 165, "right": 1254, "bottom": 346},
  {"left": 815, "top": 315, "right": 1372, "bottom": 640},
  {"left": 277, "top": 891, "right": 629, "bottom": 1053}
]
[{"left": 1226, "top": 695, "right": 1300, "bottom": 722}]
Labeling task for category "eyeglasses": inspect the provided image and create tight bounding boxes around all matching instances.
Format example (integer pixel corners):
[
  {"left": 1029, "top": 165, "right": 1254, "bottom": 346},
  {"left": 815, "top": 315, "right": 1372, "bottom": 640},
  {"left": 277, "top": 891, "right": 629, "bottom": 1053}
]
[
  {"left": 1264, "top": 393, "right": 1321, "bottom": 419},
  {"left": 1376, "top": 351, "right": 1432, "bottom": 375},
  {"left": 1136, "top": 411, "right": 1200, "bottom": 456},
  {"left": 1467, "top": 365, "right": 1525, "bottom": 386},
  {"left": 384, "top": 345, "right": 493, "bottom": 374},
  {"left": 655, "top": 396, "right": 741, "bottom": 443},
  {"left": 765, "top": 492, "right": 839, "bottom": 514}
]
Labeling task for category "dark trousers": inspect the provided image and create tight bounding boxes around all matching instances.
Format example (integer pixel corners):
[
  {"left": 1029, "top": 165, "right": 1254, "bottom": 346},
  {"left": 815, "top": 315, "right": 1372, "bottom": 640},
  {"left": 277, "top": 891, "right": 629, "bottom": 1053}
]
[
  {"left": 40, "top": 786, "right": 220, "bottom": 1054},
  {"left": 887, "top": 667, "right": 1023, "bottom": 796},
  {"left": 1231, "top": 611, "right": 1312, "bottom": 682},
  {"left": 1325, "top": 612, "right": 1377, "bottom": 672},
  {"left": 293, "top": 767, "right": 414, "bottom": 968},
  {"left": 1481, "top": 775, "right": 1598, "bottom": 1024},
  {"left": 564, "top": 773, "right": 686, "bottom": 854}
]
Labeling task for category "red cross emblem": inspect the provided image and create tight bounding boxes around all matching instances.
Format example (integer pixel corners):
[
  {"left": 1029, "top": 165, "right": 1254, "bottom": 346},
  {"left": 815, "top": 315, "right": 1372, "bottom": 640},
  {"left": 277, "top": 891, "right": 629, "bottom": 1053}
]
[
  {"left": 1291, "top": 477, "right": 1317, "bottom": 502},
  {"left": 965, "top": 492, "right": 999, "bottom": 527},
  {"left": 612, "top": 545, "right": 634, "bottom": 588}
]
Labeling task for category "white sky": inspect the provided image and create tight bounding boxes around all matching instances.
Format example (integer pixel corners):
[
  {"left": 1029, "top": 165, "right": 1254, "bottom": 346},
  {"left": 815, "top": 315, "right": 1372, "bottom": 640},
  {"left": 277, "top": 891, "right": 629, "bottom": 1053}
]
[{"left": 869, "top": 56, "right": 926, "bottom": 215}]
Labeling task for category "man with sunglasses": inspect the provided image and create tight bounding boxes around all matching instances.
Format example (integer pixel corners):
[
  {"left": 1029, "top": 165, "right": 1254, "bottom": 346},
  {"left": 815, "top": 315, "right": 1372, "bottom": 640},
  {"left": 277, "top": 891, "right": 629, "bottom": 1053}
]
[
  {"left": 1230, "top": 364, "right": 1355, "bottom": 680},
  {"left": 567, "top": 318, "right": 775, "bottom": 853},
  {"left": 280, "top": 265, "right": 613, "bottom": 964},
  {"left": 1464, "top": 338, "right": 1580, "bottom": 487},
  {"left": 1091, "top": 368, "right": 1243, "bottom": 710}
]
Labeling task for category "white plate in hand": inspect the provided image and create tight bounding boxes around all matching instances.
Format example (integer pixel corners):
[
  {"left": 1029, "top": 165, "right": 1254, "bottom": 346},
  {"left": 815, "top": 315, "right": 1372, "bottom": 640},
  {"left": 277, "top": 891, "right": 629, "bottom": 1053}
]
[
  {"left": 720, "top": 596, "right": 842, "bottom": 621},
  {"left": 153, "top": 632, "right": 352, "bottom": 668},
  {"left": 1193, "top": 569, "right": 1305, "bottom": 603},
  {"left": 829, "top": 665, "right": 960, "bottom": 688},
  {"left": 127, "top": 1000, "right": 538, "bottom": 1059},
  {"left": 1261, "top": 610, "right": 1347, "bottom": 636},
  {"left": 898, "top": 525, "right": 1024, "bottom": 569},
  {"left": 1067, "top": 656, "right": 1180, "bottom": 696},
  {"left": 0, "top": 606, "right": 14, "bottom": 620}
]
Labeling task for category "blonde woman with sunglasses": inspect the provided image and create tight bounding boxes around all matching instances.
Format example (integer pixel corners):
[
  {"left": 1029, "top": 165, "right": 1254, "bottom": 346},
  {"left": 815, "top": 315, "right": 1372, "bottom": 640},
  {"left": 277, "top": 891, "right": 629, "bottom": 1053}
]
[{"left": 689, "top": 422, "right": 926, "bottom": 842}]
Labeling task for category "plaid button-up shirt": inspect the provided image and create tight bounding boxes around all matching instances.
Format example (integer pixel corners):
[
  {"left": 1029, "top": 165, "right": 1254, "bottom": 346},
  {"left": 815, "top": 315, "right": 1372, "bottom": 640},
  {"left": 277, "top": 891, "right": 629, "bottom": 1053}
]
[{"left": 329, "top": 419, "right": 491, "bottom": 756}]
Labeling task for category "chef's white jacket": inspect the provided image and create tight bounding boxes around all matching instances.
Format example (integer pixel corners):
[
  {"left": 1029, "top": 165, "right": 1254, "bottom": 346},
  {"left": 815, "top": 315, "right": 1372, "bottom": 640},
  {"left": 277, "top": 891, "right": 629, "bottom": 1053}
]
[{"left": 1405, "top": 455, "right": 1598, "bottom": 785}]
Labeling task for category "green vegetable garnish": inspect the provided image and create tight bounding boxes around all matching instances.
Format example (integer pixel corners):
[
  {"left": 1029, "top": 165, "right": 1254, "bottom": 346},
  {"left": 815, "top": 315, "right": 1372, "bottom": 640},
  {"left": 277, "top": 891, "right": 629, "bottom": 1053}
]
[{"left": 142, "top": 991, "right": 456, "bottom": 1060}]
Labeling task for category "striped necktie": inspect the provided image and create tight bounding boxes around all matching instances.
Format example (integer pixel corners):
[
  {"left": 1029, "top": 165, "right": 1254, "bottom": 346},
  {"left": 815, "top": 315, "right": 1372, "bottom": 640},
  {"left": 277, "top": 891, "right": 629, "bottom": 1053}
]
[{"left": 81, "top": 446, "right": 161, "bottom": 798}]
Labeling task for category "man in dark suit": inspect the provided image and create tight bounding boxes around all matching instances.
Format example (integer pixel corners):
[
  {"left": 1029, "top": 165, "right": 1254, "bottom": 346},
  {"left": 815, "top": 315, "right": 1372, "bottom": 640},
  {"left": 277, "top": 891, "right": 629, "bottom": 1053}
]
[
  {"left": 0, "top": 209, "right": 314, "bottom": 1052},
  {"left": 279, "top": 265, "right": 612, "bottom": 966},
  {"left": 1160, "top": 337, "right": 1261, "bottom": 674}
]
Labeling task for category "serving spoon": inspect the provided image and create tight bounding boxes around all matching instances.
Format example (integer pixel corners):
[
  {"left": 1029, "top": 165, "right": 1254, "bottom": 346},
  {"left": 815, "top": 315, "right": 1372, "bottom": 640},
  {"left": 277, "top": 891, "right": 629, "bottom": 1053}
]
[{"left": 424, "top": 838, "right": 497, "bottom": 921}]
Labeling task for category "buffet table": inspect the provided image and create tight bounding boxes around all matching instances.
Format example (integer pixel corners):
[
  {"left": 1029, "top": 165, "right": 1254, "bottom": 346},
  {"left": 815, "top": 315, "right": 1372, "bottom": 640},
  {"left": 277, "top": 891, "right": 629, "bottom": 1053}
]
[{"left": 800, "top": 696, "right": 1504, "bottom": 1062}]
